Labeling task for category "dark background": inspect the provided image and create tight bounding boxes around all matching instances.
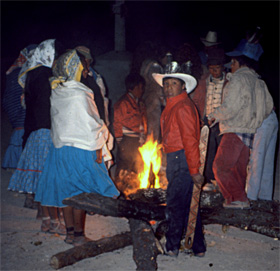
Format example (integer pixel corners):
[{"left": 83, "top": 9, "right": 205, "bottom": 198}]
[{"left": 1, "top": 0, "right": 279, "bottom": 112}]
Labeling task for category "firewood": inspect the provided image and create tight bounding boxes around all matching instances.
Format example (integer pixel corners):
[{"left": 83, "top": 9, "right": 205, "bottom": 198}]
[
  {"left": 62, "top": 191, "right": 280, "bottom": 239},
  {"left": 50, "top": 232, "right": 132, "bottom": 269},
  {"left": 129, "top": 218, "right": 163, "bottom": 271},
  {"left": 62, "top": 192, "right": 166, "bottom": 221}
]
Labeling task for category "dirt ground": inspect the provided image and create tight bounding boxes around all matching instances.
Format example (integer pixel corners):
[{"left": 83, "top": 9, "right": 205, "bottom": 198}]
[{"left": 1, "top": 110, "right": 280, "bottom": 271}]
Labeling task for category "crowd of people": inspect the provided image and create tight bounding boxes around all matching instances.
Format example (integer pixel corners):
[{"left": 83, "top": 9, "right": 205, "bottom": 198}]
[{"left": 2, "top": 26, "right": 278, "bottom": 257}]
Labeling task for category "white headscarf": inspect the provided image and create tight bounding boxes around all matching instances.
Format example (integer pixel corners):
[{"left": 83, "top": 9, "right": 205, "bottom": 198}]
[{"left": 18, "top": 39, "right": 56, "bottom": 88}]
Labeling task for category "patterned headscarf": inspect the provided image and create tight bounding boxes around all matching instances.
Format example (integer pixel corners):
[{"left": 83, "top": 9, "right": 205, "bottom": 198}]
[
  {"left": 6, "top": 44, "right": 38, "bottom": 75},
  {"left": 50, "top": 49, "right": 84, "bottom": 89},
  {"left": 18, "top": 39, "right": 56, "bottom": 88}
]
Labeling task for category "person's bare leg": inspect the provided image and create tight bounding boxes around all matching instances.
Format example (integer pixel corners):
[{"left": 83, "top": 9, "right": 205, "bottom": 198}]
[
  {"left": 36, "top": 202, "right": 42, "bottom": 220},
  {"left": 73, "top": 208, "right": 86, "bottom": 232},
  {"left": 73, "top": 208, "right": 91, "bottom": 246},
  {"left": 40, "top": 206, "right": 50, "bottom": 232},
  {"left": 63, "top": 206, "right": 75, "bottom": 244}
]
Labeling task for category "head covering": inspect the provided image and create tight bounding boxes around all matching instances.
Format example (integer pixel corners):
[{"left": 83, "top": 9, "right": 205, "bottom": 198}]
[
  {"left": 207, "top": 48, "right": 225, "bottom": 66},
  {"left": 75, "top": 46, "right": 93, "bottom": 64},
  {"left": 6, "top": 44, "right": 37, "bottom": 75},
  {"left": 226, "top": 41, "right": 263, "bottom": 61},
  {"left": 152, "top": 73, "right": 197, "bottom": 94},
  {"left": 200, "top": 31, "right": 221, "bottom": 47},
  {"left": 50, "top": 49, "right": 84, "bottom": 89},
  {"left": 18, "top": 39, "right": 56, "bottom": 88}
]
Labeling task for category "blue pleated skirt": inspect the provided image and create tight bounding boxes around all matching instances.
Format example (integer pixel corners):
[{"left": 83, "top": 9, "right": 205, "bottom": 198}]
[
  {"left": 35, "top": 144, "right": 120, "bottom": 207},
  {"left": 2, "top": 128, "right": 24, "bottom": 169},
  {"left": 8, "top": 129, "right": 52, "bottom": 193}
]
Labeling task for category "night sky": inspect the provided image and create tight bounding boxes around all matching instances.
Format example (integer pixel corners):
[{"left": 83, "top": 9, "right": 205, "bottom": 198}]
[{"left": 1, "top": 1, "right": 279, "bottom": 109}]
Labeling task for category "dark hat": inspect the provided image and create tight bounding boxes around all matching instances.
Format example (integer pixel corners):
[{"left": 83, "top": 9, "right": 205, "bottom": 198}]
[
  {"left": 226, "top": 41, "right": 263, "bottom": 61},
  {"left": 207, "top": 48, "right": 225, "bottom": 66},
  {"left": 75, "top": 46, "right": 93, "bottom": 63}
]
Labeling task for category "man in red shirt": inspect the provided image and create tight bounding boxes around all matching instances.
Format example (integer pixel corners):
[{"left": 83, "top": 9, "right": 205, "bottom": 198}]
[
  {"left": 113, "top": 73, "right": 147, "bottom": 181},
  {"left": 153, "top": 72, "right": 206, "bottom": 257}
]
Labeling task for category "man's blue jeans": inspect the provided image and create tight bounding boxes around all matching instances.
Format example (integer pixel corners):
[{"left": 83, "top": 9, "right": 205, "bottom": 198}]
[{"left": 165, "top": 149, "right": 206, "bottom": 254}]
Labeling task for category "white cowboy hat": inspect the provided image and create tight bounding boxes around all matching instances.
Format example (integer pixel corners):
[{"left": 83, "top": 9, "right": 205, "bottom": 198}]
[
  {"left": 152, "top": 73, "right": 197, "bottom": 94},
  {"left": 200, "top": 31, "right": 221, "bottom": 47}
]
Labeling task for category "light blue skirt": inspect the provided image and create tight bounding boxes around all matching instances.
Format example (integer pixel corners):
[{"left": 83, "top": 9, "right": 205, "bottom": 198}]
[
  {"left": 2, "top": 128, "right": 24, "bottom": 169},
  {"left": 8, "top": 129, "right": 52, "bottom": 193},
  {"left": 35, "top": 145, "right": 120, "bottom": 207}
]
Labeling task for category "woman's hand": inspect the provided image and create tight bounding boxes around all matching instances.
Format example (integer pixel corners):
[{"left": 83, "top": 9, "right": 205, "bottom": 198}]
[{"left": 95, "top": 149, "right": 102, "bottom": 164}]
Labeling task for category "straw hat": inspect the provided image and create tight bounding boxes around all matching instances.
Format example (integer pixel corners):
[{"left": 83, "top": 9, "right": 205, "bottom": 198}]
[
  {"left": 152, "top": 73, "right": 197, "bottom": 94},
  {"left": 200, "top": 31, "right": 221, "bottom": 47}
]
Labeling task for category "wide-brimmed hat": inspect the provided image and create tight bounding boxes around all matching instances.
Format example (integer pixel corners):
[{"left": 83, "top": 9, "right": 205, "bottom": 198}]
[
  {"left": 75, "top": 46, "right": 93, "bottom": 63},
  {"left": 226, "top": 41, "right": 263, "bottom": 61},
  {"left": 152, "top": 73, "right": 197, "bottom": 94},
  {"left": 200, "top": 31, "right": 221, "bottom": 47}
]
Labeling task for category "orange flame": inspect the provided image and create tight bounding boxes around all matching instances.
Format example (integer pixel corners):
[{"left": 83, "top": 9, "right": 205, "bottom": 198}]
[{"left": 138, "top": 135, "right": 162, "bottom": 189}]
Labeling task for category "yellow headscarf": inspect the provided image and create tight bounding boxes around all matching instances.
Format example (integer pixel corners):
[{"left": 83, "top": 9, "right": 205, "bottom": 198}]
[{"left": 50, "top": 49, "right": 83, "bottom": 89}]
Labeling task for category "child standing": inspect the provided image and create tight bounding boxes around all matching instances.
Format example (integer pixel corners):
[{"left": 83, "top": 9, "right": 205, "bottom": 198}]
[{"left": 153, "top": 72, "right": 206, "bottom": 257}]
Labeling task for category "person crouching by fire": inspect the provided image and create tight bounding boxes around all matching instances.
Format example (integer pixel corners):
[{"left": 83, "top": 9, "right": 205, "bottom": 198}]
[
  {"left": 152, "top": 72, "right": 206, "bottom": 257},
  {"left": 113, "top": 73, "right": 148, "bottom": 192}
]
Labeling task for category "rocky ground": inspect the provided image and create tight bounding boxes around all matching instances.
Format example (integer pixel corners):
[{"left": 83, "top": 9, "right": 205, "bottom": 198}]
[{"left": 1, "top": 110, "right": 280, "bottom": 271}]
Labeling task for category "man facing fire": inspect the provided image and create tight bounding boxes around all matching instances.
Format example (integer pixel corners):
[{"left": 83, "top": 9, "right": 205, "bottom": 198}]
[
  {"left": 153, "top": 72, "right": 206, "bottom": 257},
  {"left": 113, "top": 73, "right": 148, "bottom": 184}
]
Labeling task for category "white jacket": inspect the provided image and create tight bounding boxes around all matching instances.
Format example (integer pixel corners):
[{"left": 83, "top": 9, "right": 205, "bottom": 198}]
[
  {"left": 208, "top": 67, "right": 273, "bottom": 134},
  {"left": 50, "top": 80, "right": 113, "bottom": 161}
]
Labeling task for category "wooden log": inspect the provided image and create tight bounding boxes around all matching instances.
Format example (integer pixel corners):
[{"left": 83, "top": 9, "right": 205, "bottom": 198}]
[
  {"left": 63, "top": 191, "right": 280, "bottom": 239},
  {"left": 129, "top": 218, "right": 163, "bottom": 271},
  {"left": 63, "top": 192, "right": 166, "bottom": 221},
  {"left": 201, "top": 199, "right": 280, "bottom": 238},
  {"left": 50, "top": 232, "right": 132, "bottom": 269}
]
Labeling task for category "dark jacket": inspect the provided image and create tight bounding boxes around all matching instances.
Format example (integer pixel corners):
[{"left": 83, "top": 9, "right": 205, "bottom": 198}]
[{"left": 23, "top": 66, "right": 53, "bottom": 147}]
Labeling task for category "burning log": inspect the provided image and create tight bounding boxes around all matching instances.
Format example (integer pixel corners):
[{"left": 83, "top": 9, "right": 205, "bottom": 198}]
[
  {"left": 53, "top": 191, "right": 279, "bottom": 269},
  {"left": 63, "top": 191, "right": 280, "bottom": 239},
  {"left": 62, "top": 192, "right": 166, "bottom": 221},
  {"left": 50, "top": 232, "right": 132, "bottom": 269}
]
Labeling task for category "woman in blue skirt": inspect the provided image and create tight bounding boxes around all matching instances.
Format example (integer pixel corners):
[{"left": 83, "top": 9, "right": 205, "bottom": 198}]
[
  {"left": 2, "top": 44, "right": 37, "bottom": 170},
  {"left": 8, "top": 39, "right": 67, "bottom": 235},
  {"left": 35, "top": 49, "right": 119, "bottom": 246}
]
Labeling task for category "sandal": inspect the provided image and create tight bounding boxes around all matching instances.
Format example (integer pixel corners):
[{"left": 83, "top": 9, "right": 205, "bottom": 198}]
[
  {"left": 49, "top": 220, "right": 67, "bottom": 235},
  {"left": 73, "top": 235, "right": 92, "bottom": 247},
  {"left": 64, "top": 232, "right": 75, "bottom": 244},
  {"left": 194, "top": 252, "right": 205, "bottom": 257},
  {"left": 41, "top": 217, "right": 51, "bottom": 232}
]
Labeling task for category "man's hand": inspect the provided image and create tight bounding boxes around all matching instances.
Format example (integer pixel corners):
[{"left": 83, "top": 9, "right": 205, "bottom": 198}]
[
  {"left": 191, "top": 173, "right": 204, "bottom": 187},
  {"left": 116, "top": 137, "right": 123, "bottom": 145}
]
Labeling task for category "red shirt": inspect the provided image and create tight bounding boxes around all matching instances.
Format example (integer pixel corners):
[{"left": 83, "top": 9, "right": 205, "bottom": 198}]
[
  {"left": 160, "top": 91, "right": 201, "bottom": 175},
  {"left": 113, "top": 92, "right": 147, "bottom": 138}
]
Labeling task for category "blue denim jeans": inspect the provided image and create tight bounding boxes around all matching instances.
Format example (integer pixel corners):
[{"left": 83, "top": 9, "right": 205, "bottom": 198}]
[
  {"left": 165, "top": 149, "right": 206, "bottom": 254},
  {"left": 246, "top": 111, "right": 279, "bottom": 200}
]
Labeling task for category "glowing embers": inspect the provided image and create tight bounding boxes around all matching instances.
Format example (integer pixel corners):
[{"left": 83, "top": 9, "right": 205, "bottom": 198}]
[{"left": 138, "top": 135, "right": 162, "bottom": 189}]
